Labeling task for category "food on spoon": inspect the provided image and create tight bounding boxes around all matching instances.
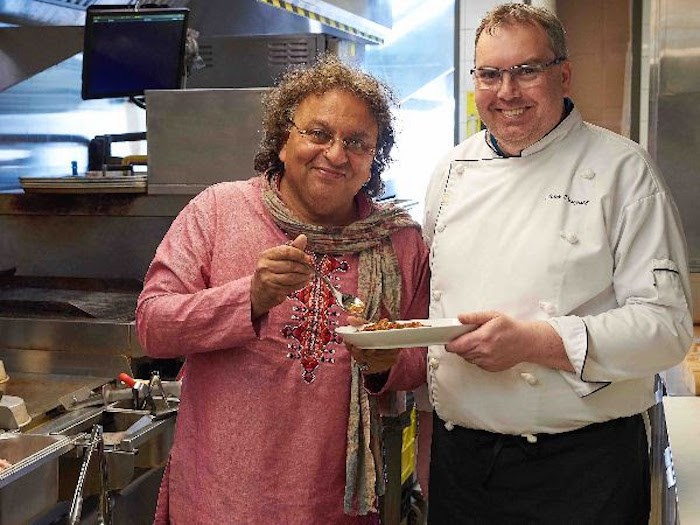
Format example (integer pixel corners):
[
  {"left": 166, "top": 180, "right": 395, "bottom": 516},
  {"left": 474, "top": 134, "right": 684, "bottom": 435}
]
[
  {"left": 346, "top": 298, "right": 365, "bottom": 315},
  {"left": 360, "top": 318, "right": 428, "bottom": 331},
  {"left": 0, "top": 458, "right": 12, "bottom": 471}
]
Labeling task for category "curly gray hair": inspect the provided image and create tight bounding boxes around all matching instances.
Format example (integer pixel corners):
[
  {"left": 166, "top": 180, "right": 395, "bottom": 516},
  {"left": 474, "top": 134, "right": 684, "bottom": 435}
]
[{"left": 253, "top": 53, "right": 397, "bottom": 198}]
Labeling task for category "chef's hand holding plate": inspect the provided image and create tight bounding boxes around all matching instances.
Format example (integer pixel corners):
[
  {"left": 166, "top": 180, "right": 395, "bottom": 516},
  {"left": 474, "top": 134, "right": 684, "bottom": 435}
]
[
  {"left": 446, "top": 311, "right": 571, "bottom": 373},
  {"left": 251, "top": 234, "right": 313, "bottom": 319},
  {"left": 344, "top": 315, "right": 401, "bottom": 374},
  {"left": 444, "top": 311, "right": 527, "bottom": 371}
]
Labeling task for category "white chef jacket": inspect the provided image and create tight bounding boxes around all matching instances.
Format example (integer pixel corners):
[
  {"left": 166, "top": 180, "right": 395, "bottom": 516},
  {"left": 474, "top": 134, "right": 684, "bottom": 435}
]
[{"left": 423, "top": 107, "right": 693, "bottom": 435}]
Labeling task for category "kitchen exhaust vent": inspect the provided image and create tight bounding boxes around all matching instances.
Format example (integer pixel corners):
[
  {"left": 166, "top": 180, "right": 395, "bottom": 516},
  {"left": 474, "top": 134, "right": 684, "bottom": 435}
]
[
  {"left": 267, "top": 40, "right": 314, "bottom": 65},
  {"left": 197, "top": 38, "right": 313, "bottom": 71},
  {"left": 187, "top": 33, "right": 355, "bottom": 89}
]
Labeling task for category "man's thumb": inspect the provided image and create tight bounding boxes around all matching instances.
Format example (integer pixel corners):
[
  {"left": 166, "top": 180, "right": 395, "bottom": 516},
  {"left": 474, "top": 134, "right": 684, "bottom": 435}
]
[
  {"left": 290, "top": 234, "right": 307, "bottom": 250},
  {"left": 458, "top": 310, "right": 499, "bottom": 326}
]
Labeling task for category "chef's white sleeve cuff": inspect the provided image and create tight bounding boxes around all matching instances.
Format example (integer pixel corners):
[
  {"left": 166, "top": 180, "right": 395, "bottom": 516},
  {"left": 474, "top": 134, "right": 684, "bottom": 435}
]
[{"left": 547, "top": 316, "right": 608, "bottom": 397}]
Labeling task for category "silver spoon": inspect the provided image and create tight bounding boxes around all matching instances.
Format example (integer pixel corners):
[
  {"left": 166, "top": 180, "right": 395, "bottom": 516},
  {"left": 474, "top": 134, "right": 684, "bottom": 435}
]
[{"left": 311, "top": 267, "right": 365, "bottom": 314}]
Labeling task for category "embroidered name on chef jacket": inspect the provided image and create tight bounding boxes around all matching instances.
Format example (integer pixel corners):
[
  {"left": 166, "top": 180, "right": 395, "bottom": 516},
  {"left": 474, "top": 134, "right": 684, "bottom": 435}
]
[{"left": 545, "top": 192, "right": 590, "bottom": 206}]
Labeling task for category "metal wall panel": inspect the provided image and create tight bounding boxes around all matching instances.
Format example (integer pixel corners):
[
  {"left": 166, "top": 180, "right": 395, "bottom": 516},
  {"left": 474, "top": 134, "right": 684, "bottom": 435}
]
[
  {"left": 145, "top": 88, "right": 268, "bottom": 194},
  {"left": 648, "top": 0, "right": 700, "bottom": 272}
]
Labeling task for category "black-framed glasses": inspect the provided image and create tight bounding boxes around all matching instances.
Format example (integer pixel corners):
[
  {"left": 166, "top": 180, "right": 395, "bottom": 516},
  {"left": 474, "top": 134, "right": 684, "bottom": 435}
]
[
  {"left": 288, "top": 120, "right": 376, "bottom": 157},
  {"left": 470, "top": 56, "right": 567, "bottom": 90}
]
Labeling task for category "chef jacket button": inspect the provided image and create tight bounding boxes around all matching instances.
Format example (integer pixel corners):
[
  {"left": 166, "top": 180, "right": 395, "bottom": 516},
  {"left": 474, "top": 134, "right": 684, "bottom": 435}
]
[
  {"left": 523, "top": 433, "right": 538, "bottom": 443},
  {"left": 429, "top": 357, "right": 440, "bottom": 370},
  {"left": 520, "top": 372, "right": 539, "bottom": 386},
  {"left": 560, "top": 231, "right": 579, "bottom": 244},
  {"left": 436, "top": 223, "right": 446, "bottom": 233},
  {"left": 579, "top": 168, "right": 595, "bottom": 180},
  {"left": 444, "top": 421, "right": 455, "bottom": 431},
  {"left": 432, "top": 290, "right": 443, "bottom": 301},
  {"left": 452, "top": 164, "right": 465, "bottom": 176},
  {"left": 538, "top": 301, "right": 557, "bottom": 315}
]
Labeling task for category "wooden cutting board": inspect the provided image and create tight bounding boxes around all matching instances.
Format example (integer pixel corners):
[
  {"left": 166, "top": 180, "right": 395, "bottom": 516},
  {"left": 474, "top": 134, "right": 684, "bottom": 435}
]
[{"left": 682, "top": 325, "right": 700, "bottom": 396}]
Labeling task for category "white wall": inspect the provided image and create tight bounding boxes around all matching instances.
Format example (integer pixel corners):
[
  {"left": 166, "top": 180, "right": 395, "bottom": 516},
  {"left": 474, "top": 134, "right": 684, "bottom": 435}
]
[{"left": 456, "top": 0, "right": 504, "bottom": 142}]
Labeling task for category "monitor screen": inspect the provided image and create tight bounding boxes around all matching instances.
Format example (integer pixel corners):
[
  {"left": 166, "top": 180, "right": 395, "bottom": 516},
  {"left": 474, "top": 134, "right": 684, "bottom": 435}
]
[{"left": 81, "top": 6, "right": 189, "bottom": 100}]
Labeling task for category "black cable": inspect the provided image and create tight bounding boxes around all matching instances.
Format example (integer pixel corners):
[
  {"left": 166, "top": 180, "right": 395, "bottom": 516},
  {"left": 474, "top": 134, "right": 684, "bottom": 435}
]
[{"left": 129, "top": 96, "right": 147, "bottom": 109}]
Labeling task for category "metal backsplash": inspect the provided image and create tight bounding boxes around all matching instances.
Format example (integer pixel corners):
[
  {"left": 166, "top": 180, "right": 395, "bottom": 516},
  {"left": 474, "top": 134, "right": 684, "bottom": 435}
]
[{"left": 648, "top": 0, "right": 700, "bottom": 273}]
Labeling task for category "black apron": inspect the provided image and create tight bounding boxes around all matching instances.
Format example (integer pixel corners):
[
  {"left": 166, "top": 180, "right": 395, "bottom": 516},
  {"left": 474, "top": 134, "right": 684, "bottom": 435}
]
[{"left": 428, "top": 412, "right": 650, "bottom": 525}]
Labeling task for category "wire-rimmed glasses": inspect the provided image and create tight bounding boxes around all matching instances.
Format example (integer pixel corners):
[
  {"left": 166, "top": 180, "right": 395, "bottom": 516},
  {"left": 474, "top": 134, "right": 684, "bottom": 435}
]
[
  {"left": 288, "top": 120, "right": 376, "bottom": 157},
  {"left": 470, "top": 56, "right": 567, "bottom": 91}
]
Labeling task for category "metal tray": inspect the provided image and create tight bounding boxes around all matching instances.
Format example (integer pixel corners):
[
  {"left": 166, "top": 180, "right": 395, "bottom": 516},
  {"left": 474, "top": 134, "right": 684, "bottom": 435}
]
[
  {"left": 19, "top": 175, "right": 147, "bottom": 194},
  {"left": 0, "top": 433, "right": 75, "bottom": 525}
]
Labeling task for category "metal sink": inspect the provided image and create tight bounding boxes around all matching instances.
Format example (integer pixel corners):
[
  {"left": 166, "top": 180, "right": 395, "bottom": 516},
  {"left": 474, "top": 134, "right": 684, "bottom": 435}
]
[
  {"left": 95, "top": 407, "right": 176, "bottom": 461},
  {"left": 0, "top": 433, "right": 75, "bottom": 525},
  {"left": 43, "top": 405, "right": 176, "bottom": 497}
]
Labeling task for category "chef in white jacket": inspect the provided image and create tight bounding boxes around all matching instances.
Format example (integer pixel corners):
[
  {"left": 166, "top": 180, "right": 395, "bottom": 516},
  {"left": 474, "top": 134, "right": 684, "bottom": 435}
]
[{"left": 423, "top": 4, "right": 693, "bottom": 524}]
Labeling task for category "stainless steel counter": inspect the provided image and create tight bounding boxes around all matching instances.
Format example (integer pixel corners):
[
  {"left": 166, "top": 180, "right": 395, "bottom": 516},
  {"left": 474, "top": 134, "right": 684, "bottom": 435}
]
[
  {"left": 1, "top": 348, "right": 131, "bottom": 426},
  {"left": 663, "top": 396, "right": 700, "bottom": 525}
]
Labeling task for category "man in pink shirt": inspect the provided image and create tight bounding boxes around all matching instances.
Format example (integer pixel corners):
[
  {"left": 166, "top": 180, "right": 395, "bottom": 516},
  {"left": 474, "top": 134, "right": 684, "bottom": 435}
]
[{"left": 136, "top": 54, "right": 429, "bottom": 524}]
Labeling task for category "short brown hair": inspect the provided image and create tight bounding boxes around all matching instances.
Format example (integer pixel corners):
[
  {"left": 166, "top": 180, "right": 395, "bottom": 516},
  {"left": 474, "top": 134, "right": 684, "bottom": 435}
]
[
  {"left": 254, "top": 54, "right": 397, "bottom": 198},
  {"left": 475, "top": 3, "right": 568, "bottom": 60}
]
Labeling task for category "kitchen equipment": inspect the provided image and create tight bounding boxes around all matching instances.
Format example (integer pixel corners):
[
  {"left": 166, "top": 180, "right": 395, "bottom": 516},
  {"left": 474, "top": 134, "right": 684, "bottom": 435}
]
[
  {"left": 59, "top": 376, "right": 182, "bottom": 412},
  {"left": 0, "top": 348, "right": 131, "bottom": 424},
  {"left": 0, "top": 275, "right": 144, "bottom": 359},
  {"left": 58, "top": 384, "right": 131, "bottom": 412},
  {"left": 68, "top": 424, "right": 110, "bottom": 525},
  {"left": 0, "top": 395, "right": 31, "bottom": 430},
  {"left": 19, "top": 174, "right": 147, "bottom": 194},
  {"left": 0, "top": 433, "right": 75, "bottom": 525},
  {"left": 117, "top": 373, "right": 150, "bottom": 411},
  {"left": 117, "top": 372, "right": 180, "bottom": 416},
  {"left": 40, "top": 405, "right": 176, "bottom": 498}
]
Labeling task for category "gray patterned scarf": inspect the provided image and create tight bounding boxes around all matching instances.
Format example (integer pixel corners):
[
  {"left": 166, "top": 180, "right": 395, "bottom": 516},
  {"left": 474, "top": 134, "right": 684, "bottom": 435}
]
[{"left": 262, "top": 174, "right": 418, "bottom": 515}]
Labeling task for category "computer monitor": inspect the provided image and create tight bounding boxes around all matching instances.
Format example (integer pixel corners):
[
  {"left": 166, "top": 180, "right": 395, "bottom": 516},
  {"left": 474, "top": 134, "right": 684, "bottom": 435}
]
[{"left": 81, "top": 5, "right": 189, "bottom": 100}]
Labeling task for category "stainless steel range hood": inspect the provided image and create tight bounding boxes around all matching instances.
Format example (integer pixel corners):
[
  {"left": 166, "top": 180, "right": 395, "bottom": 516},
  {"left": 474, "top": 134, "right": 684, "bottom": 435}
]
[
  {"left": 0, "top": 25, "right": 83, "bottom": 92},
  {"left": 0, "top": 0, "right": 189, "bottom": 92},
  {"left": 186, "top": 0, "right": 390, "bottom": 44},
  {"left": 0, "top": 0, "right": 187, "bottom": 27},
  {"left": 0, "top": 0, "right": 388, "bottom": 37},
  {"left": 0, "top": 0, "right": 391, "bottom": 93}
]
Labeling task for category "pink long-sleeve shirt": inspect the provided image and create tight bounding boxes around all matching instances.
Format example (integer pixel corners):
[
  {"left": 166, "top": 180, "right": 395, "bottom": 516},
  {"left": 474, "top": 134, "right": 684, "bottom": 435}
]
[{"left": 136, "top": 176, "right": 430, "bottom": 524}]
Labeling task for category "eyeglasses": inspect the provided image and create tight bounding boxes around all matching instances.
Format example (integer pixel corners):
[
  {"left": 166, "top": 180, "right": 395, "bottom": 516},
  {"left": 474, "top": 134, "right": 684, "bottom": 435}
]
[
  {"left": 471, "top": 57, "right": 566, "bottom": 90},
  {"left": 288, "top": 120, "right": 376, "bottom": 157}
]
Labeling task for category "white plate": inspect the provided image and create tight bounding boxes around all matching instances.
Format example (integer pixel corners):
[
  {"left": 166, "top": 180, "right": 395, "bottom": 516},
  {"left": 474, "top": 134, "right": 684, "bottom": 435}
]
[{"left": 335, "top": 318, "right": 476, "bottom": 350}]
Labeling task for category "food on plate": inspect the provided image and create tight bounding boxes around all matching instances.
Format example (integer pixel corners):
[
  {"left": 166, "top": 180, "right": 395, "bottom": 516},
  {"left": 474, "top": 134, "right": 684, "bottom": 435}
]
[
  {"left": 360, "top": 318, "right": 428, "bottom": 331},
  {"left": 0, "top": 458, "right": 12, "bottom": 471}
]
